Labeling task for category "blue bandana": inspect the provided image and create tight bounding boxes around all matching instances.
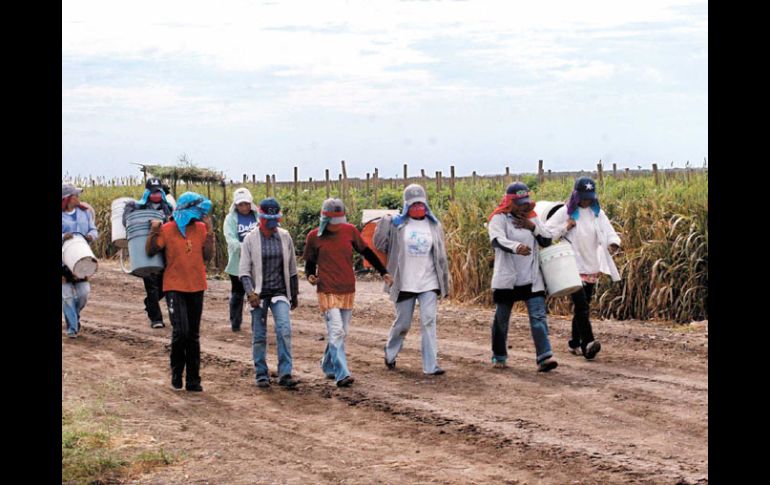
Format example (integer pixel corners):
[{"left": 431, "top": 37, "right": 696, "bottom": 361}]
[
  {"left": 392, "top": 202, "right": 438, "bottom": 227},
  {"left": 172, "top": 192, "right": 212, "bottom": 238}
]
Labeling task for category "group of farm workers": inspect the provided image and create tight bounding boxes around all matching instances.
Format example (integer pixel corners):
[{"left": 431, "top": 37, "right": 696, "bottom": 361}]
[{"left": 62, "top": 175, "right": 621, "bottom": 392}]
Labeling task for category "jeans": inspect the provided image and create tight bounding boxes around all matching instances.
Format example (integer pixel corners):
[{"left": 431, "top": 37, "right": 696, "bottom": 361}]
[
  {"left": 251, "top": 299, "right": 293, "bottom": 381},
  {"left": 62, "top": 281, "right": 90, "bottom": 334},
  {"left": 166, "top": 291, "right": 204, "bottom": 386},
  {"left": 492, "top": 295, "right": 553, "bottom": 364},
  {"left": 229, "top": 274, "right": 246, "bottom": 330},
  {"left": 142, "top": 272, "right": 164, "bottom": 323},
  {"left": 321, "top": 308, "right": 352, "bottom": 383},
  {"left": 569, "top": 282, "right": 596, "bottom": 352},
  {"left": 385, "top": 291, "right": 440, "bottom": 373}
]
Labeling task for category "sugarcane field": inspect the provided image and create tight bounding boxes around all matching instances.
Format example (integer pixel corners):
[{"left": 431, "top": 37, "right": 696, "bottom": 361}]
[{"left": 62, "top": 2, "right": 707, "bottom": 483}]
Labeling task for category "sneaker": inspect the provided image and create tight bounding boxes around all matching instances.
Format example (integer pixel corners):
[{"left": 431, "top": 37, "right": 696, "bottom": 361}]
[
  {"left": 568, "top": 344, "right": 582, "bottom": 356},
  {"left": 491, "top": 357, "right": 507, "bottom": 369},
  {"left": 66, "top": 331, "right": 78, "bottom": 339},
  {"left": 336, "top": 376, "right": 355, "bottom": 387},
  {"left": 428, "top": 368, "right": 446, "bottom": 376},
  {"left": 232, "top": 326, "right": 241, "bottom": 332},
  {"left": 256, "top": 379, "right": 270, "bottom": 388},
  {"left": 171, "top": 374, "right": 183, "bottom": 391},
  {"left": 278, "top": 375, "right": 298, "bottom": 388},
  {"left": 384, "top": 346, "right": 396, "bottom": 370},
  {"left": 584, "top": 341, "right": 602, "bottom": 360},
  {"left": 151, "top": 320, "right": 165, "bottom": 329},
  {"left": 186, "top": 383, "right": 203, "bottom": 392},
  {"left": 537, "top": 358, "right": 558, "bottom": 373}
]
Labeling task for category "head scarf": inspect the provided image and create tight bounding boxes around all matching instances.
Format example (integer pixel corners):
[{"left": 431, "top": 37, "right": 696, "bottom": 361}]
[
  {"left": 172, "top": 192, "right": 213, "bottom": 238},
  {"left": 318, "top": 198, "right": 347, "bottom": 236},
  {"left": 566, "top": 177, "right": 601, "bottom": 220},
  {"left": 488, "top": 182, "right": 537, "bottom": 222}
]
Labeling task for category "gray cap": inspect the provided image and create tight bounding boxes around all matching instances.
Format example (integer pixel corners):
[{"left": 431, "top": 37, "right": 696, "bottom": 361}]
[
  {"left": 403, "top": 184, "right": 427, "bottom": 206},
  {"left": 62, "top": 183, "right": 83, "bottom": 199},
  {"left": 321, "top": 198, "right": 346, "bottom": 215}
]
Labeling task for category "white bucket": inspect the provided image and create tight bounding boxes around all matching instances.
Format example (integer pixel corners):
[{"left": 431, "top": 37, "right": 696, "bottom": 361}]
[
  {"left": 111, "top": 197, "right": 135, "bottom": 248},
  {"left": 539, "top": 242, "right": 583, "bottom": 298},
  {"left": 62, "top": 235, "right": 98, "bottom": 279},
  {"left": 534, "top": 200, "right": 565, "bottom": 222}
]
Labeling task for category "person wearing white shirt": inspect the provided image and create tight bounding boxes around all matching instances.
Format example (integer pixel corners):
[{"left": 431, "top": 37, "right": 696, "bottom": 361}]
[{"left": 545, "top": 177, "right": 622, "bottom": 360}]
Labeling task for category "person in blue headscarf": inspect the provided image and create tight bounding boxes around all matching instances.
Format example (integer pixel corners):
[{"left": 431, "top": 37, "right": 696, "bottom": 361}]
[
  {"left": 146, "top": 191, "right": 215, "bottom": 392},
  {"left": 373, "top": 184, "right": 449, "bottom": 376},
  {"left": 545, "top": 176, "right": 622, "bottom": 360},
  {"left": 123, "top": 177, "right": 174, "bottom": 329}
]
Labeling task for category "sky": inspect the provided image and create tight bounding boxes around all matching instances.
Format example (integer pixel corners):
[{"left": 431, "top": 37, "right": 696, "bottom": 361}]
[{"left": 62, "top": 0, "right": 708, "bottom": 181}]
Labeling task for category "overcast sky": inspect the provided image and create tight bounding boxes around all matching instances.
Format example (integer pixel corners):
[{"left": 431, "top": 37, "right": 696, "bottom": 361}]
[{"left": 62, "top": 0, "right": 707, "bottom": 181}]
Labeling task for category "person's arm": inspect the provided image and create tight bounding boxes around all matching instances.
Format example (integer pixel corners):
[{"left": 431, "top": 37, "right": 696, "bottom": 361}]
[
  {"left": 531, "top": 217, "right": 553, "bottom": 248},
  {"left": 202, "top": 219, "right": 215, "bottom": 263},
  {"left": 373, "top": 216, "right": 391, "bottom": 254},
  {"left": 488, "top": 214, "right": 521, "bottom": 253},
  {"left": 146, "top": 221, "right": 164, "bottom": 256},
  {"left": 599, "top": 210, "right": 622, "bottom": 253},
  {"left": 122, "top": 200, "right": 137, "bottom": 227},
  {"left": 288, "top": 236, "right": 299, "bottom": 308},
  {"left": 223, "top": 213, "right": 241, "bottom": 256},
  {"left": 239, "top": 233, "right": 254, "bottom": 279},
  {"left": 544, "top": 207, "right": 571, "bottom": 240},
  {"left": 303, "top": 232, "right": 318, "bottom": 277}
]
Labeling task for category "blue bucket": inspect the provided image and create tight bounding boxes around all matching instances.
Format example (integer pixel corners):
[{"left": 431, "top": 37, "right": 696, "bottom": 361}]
[{"left": 126, "top": 209, "right": 165, "bottom": 277}]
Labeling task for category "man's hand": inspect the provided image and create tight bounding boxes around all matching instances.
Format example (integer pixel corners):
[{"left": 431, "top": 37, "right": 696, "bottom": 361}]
[
  {"left": 566, "top": 218, "right": 576, "bottom": 231},
  {"left": 85, "top": 234, "right": 94, "bottom": 242},
  {"left": 247, "top": 292, "right": 260, "bottom": 308},
  {"left": 150, "top": 220, "right": 162, "bottom": 232},
  {"left": 515, "top": 244, "right": 532, "bottom": 256},
  {"left": 609, "top": 243, "right": 620, "bottom": 255},
  {"left": 383, "top": 273, "right": 394, "bottom": 287},
  {"left": 62, "top": 233, "right": 74, "bottom": 241},
  {"left": 291, "top": 297, "right": 298, "bottom": 310},
  {"left": 307, "top": 275, "right": 318, "bottom": 286}
]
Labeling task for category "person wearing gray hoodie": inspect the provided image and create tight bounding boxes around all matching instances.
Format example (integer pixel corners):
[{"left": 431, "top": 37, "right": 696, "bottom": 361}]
[{"left": 374, "top": 184, "right": 449, "bottom": 375}]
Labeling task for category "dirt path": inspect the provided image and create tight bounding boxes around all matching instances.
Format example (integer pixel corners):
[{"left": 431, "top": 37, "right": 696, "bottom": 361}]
[{"left": 62, "top": 261, "right": 708, "bottom": 484}]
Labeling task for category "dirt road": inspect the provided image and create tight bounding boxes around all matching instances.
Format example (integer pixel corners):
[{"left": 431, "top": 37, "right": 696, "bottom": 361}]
[{"left": 62, "top": 261, "right": 708, "bottom": 484}]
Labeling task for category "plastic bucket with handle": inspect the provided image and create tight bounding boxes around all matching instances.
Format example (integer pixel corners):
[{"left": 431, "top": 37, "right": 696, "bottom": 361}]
[
  {"left": 538, "top": 242, "right": 583, "bottom": 298},
  {"left": 126, "top": 209, "right": 165, "bottom": 277},
  {"left": 62, "top": 234, "right": 98, "bottom": 279},
  {"left": 111, "top": 197, "right": 134, "bottom": 248}
]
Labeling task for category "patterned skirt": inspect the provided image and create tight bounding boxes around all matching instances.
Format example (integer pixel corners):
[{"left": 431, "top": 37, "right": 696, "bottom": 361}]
[{"left": 317, "top": 292, "right": 355, "bottom": 313}]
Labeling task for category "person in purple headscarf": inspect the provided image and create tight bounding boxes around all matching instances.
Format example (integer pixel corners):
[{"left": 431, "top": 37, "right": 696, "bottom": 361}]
[{"left": 545, "top": 177, "right": 622, "bottom": 360}]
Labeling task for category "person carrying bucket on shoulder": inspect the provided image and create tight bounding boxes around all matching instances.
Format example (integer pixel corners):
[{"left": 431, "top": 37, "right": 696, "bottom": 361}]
[
  {"left": 488, "top": 182, "right": 558, "bottom": 372},
  {"left": 224, "top": 187, "right": 259, "bottom": 332},
  {"left": 146, "top": 192, "right": 215, "bottom": 392},
  {"left": 373, "top": 184, "right": 449, "bottom": 376},
  {"left": 123, "top": 177, "right": 174, "bottom": 329},
  {"left": 303, "top": 198, "right": 392, "bottom": 388},
  {"left": 545, "top": 176, "right": 621, "bottom": 360},
  {"left": 62, "top": 183, "right": 98, "bottom": 338},
  {"left": 239, "top": 197, "right": 299, "bottom": 389}
]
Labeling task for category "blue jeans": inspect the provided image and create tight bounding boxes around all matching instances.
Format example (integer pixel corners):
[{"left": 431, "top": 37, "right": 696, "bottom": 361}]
[
  {"left": 492, "top": 296, "right": 553, "bottom": 364},
  {"left": 62, "top": 281, "right": 90, "bottom": 334},
  {"left": 251, "top": 299, "right": 293, "bottom": 381},
  {"left": 321, "top": 308, "right": 352, "bottom": 383},
  {"left": 385, "top": 291, "right": 440, "bottom": 373}
]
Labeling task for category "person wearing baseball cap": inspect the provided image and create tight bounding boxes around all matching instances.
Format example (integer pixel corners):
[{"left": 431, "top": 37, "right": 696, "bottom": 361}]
[
  {"left": 238, "top": 197, "right": 300, "bottom": 389},
  {"left": 373, "top": 184, "right": 449, "bottom": 376},
  {"left": 61, "top": 184, "right": 98, "bottom": 338},
  {"left": 545, "top": 176, "right": 622, "bottom": 360},
  {"left": 123, "top": 177, "right": 174, "bottom": 329},
  {"left": 303, "top": 198, "right": 392, "bottom": 388},
  {"left": 488, "top": 181, "right": 559, "bottom": 372},
  {"left": 223, "top": 187, "right": 259, "bottom": 331}
]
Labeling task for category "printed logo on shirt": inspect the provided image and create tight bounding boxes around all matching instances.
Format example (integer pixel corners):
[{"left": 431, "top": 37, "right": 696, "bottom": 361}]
[
  {"left": 406, "top": 230, "right": 431, "bottom": 256},
  {"left": 238, "top": 221, "right": 257, "bottom": 239}
]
